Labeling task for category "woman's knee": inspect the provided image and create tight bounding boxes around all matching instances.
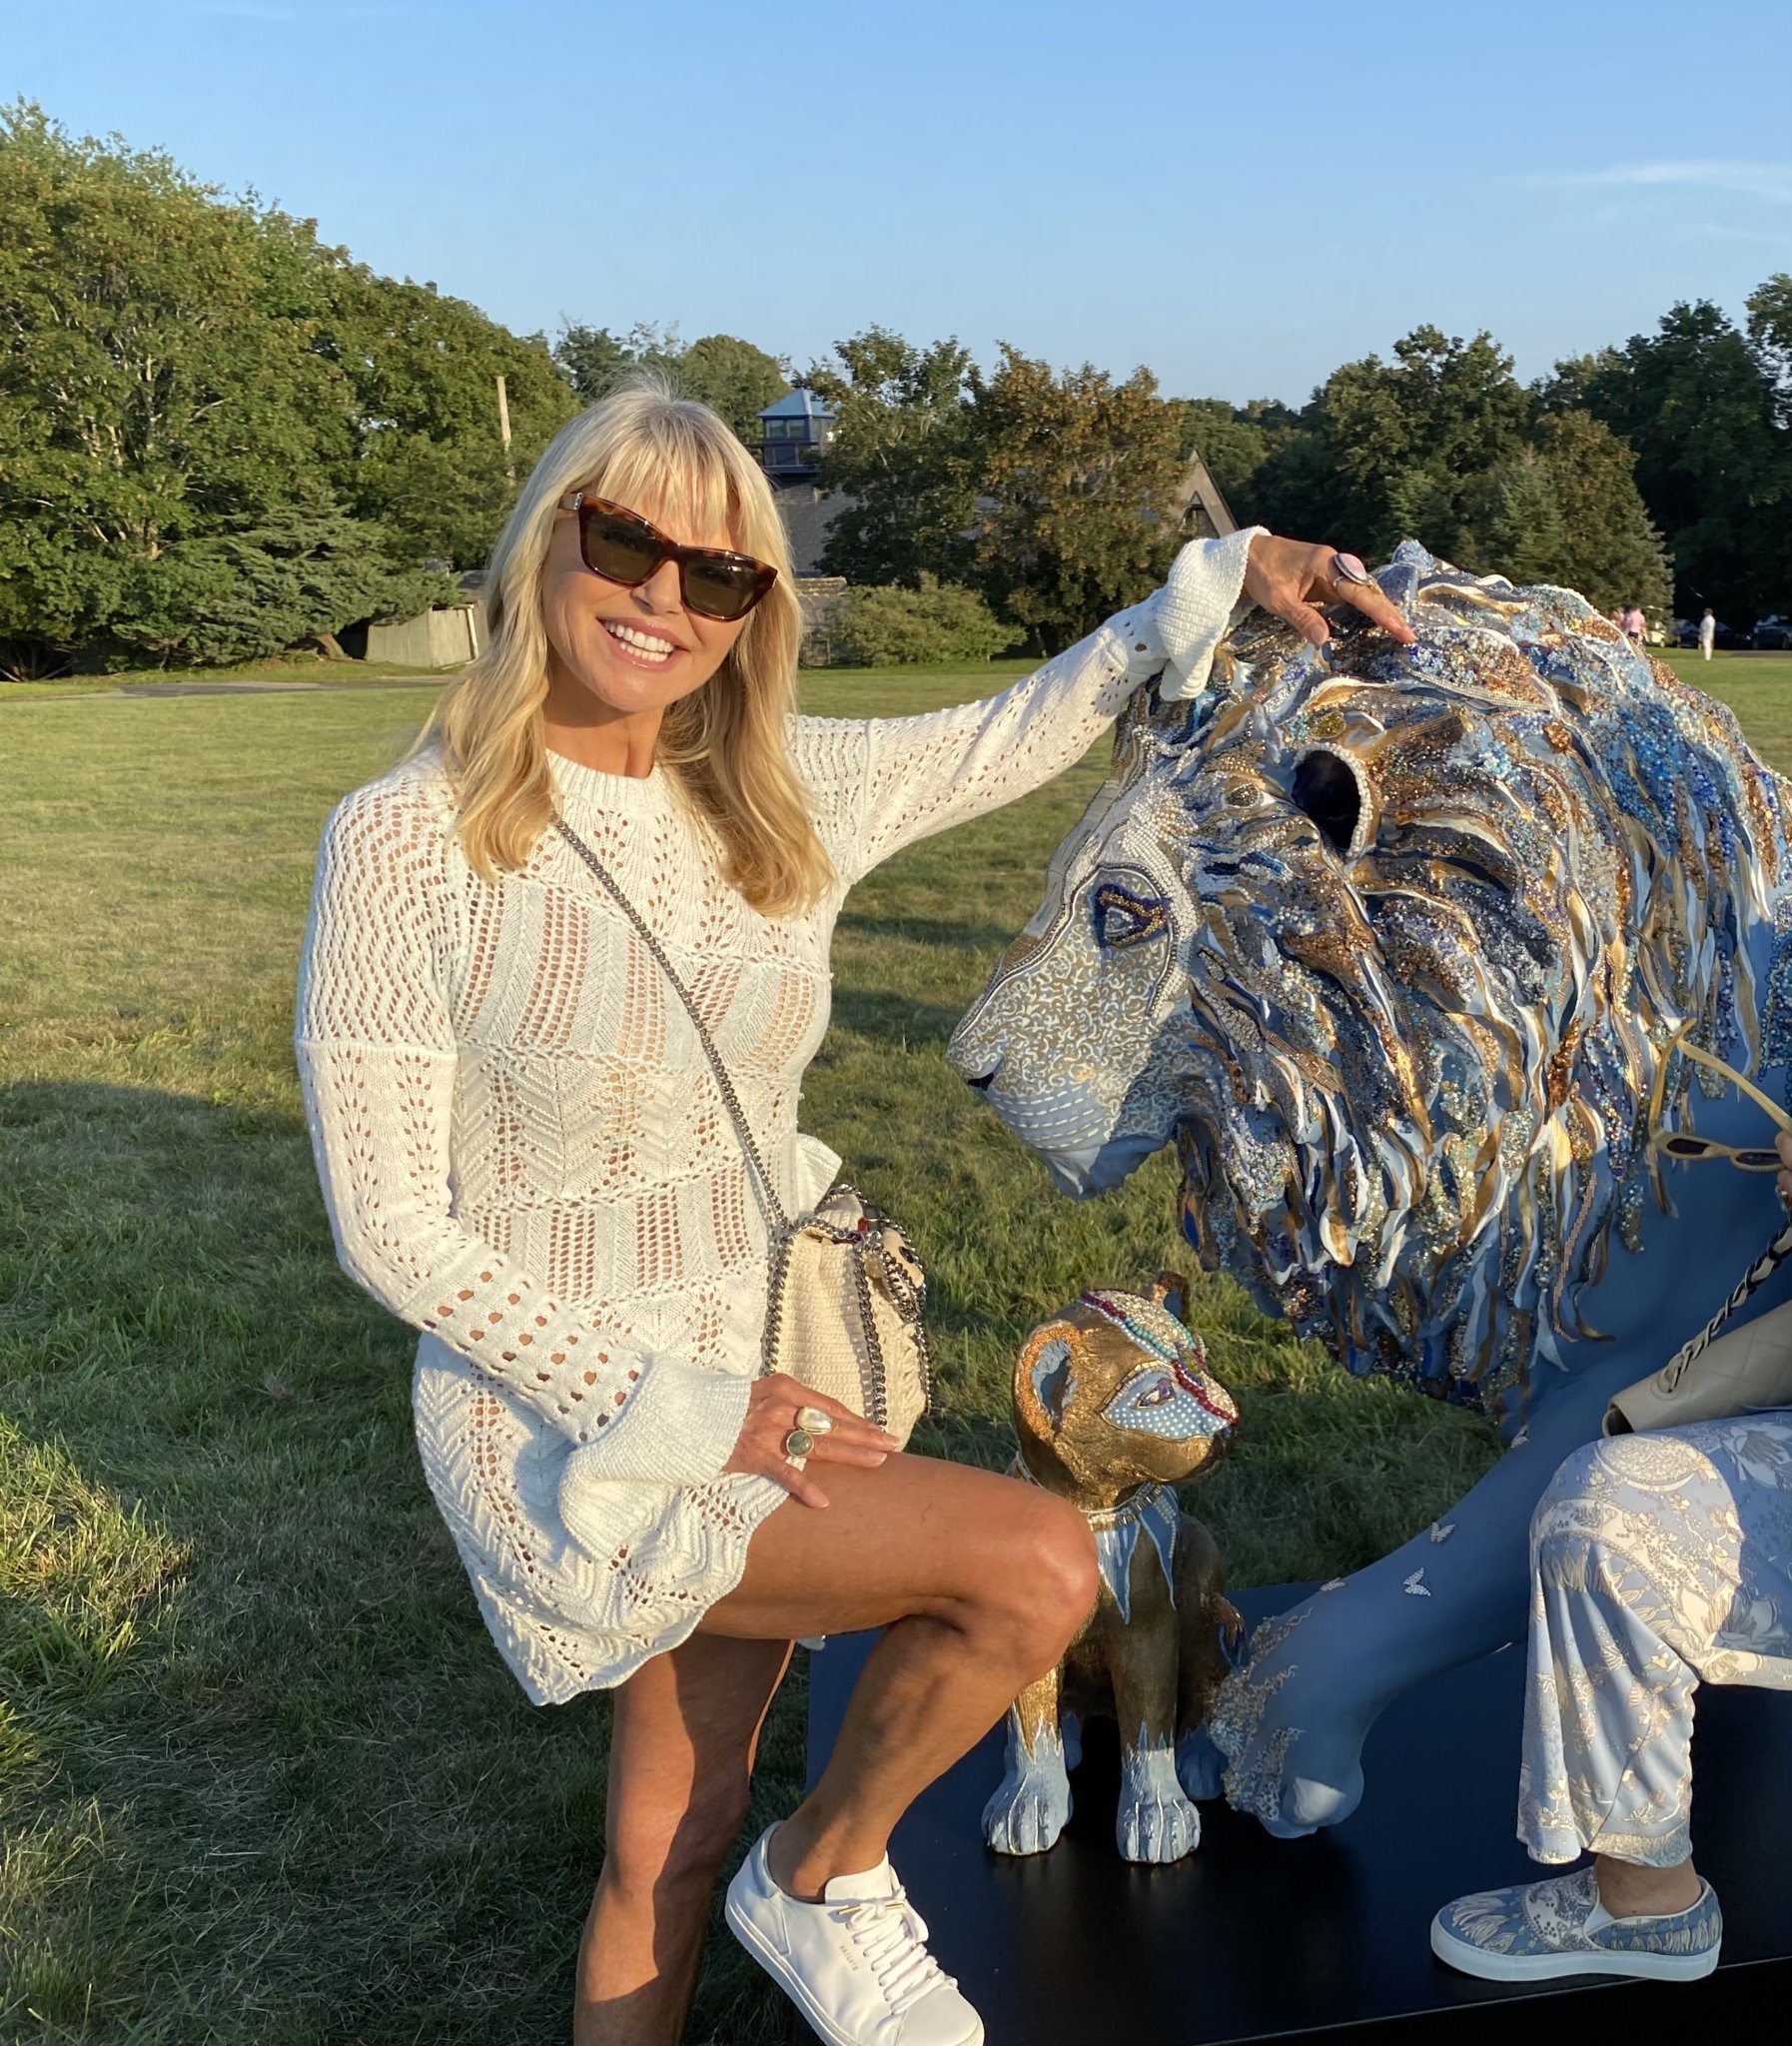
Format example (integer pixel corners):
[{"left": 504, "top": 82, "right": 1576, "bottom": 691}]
[{"left": 976, "top": 1495, "right": 1098, "bottom": 1662}]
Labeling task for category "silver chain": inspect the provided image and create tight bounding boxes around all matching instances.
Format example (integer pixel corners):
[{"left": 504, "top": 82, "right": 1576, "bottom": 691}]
[{"left": 551, "top": 816, "right": 929, "bottom": 1428}]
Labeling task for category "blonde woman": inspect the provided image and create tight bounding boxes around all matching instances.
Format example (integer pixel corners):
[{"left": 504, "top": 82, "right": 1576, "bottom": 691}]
[{"left": 296, "top": 385, "right": 1410, "bottom": 2046}]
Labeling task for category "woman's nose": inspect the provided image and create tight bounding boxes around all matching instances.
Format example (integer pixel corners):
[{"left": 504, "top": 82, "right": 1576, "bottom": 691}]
[{"left": 636, "top": 557, "right": 683, "bottom": 613}]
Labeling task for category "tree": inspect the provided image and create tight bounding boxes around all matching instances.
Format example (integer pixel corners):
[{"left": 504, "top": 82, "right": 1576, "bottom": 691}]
[
  {"left": 0, "top": 103, "right": 448, "bottom": 670},
  {"left": 810, "top": 328, "right": 980, "bottom": 587},
  {"left": 832, "top": 574, "right": 1012, "bottom": 665},
  {"left": 968, "top": 347, "right": 1187, "bottom": 652},
  {"left": 554, "top": 322, "right": 787, "bottom": 443},
  {"left": 320, "top": 265, "right": 575, "bottom": 568},
  {"left": 1175, "top": 397, "right": 1300, "bottom": 514},
  {"left": 1541, "top": 298, "right": 1790, "bottom": 623}
]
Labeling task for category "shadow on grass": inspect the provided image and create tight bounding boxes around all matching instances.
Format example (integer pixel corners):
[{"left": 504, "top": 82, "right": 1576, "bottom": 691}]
[
  {"left": 836, "top": 913, "right": 1016, "bottom": 953},
  {"left": 0, "top": 1078, "right": 795, "bottom": 2046},
  {"left": 829, "top": 988, "right": 967, "bottom": 1047}
]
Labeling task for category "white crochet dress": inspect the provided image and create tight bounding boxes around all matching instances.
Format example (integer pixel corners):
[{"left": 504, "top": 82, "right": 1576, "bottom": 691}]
[{"left": 295, "top": 533, "right": 1255, "bottom": 1702}]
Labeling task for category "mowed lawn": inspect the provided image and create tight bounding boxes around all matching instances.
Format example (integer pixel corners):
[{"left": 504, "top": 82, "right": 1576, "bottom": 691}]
[{"left": 2, "top": 648, "right": 1789, "bottom": 2045}]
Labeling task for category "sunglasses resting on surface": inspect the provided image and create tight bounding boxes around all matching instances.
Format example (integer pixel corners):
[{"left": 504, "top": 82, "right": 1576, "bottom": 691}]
[
  {"left": 1646, "top": 1028, "right": 1792, "bottom": 1174},
  {"left": 560, "top": 494, "right": 777, "bottom": 622}
]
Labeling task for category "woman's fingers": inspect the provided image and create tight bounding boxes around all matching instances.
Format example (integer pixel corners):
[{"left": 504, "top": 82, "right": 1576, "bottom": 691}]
[
  {"left": 767, "top": 1456, "right": 832, "bottom": 1508},
  {"left": 1326, "top": 573, "right": 1417, "bottom": 644},
  {"left": 1246, "top": 534, "right": 1418, "bottom": 648}
]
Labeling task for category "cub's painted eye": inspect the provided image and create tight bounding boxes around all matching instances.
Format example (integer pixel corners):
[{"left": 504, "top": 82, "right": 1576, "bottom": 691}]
[
  {"left": 1092, "top": 883, "right": 1169, "bottom": 950},
  {"left": 1138, "top": 1376, "right": 1177, "bottom": 1405}
]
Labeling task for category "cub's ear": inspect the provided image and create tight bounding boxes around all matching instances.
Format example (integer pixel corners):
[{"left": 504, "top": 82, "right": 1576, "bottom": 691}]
[
  {"left": 1149, "top": 1270, "right": 1190, "bottom": 1320},
  {"left": 1015, "top": 1322, "right": 1082, "bottom": 1436}
]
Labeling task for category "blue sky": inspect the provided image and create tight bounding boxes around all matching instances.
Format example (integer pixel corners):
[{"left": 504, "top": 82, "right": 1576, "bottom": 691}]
[{"left": 8, "top": 0, "right": 1789, "bottom": 402}]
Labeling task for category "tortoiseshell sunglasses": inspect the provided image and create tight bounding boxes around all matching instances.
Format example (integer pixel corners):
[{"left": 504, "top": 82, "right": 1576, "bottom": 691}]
[{"left": 559, "top": 493, "right": 777, "bottom": 622}]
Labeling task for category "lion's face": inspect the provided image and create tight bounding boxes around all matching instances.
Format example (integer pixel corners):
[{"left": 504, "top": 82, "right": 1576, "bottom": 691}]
[{"left": 950, "top": 544, "right": 1788, "bottom": 1405}]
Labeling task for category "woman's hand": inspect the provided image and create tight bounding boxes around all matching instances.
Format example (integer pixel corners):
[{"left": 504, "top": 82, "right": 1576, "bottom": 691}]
[
  {"left": 1777, "top": 1130, "right": 1792, "bottom": 1208},
  {"left": 723, "top": 1373, "right": 899, "bottom": 1509},
  {"left": 1245, "top": 535, "right": 1417, "bottom": 649}
]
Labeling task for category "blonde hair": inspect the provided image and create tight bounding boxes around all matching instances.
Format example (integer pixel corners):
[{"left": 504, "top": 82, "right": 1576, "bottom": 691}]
[{"left": 424, "top": 383, "right": 830, "bottom": 915}]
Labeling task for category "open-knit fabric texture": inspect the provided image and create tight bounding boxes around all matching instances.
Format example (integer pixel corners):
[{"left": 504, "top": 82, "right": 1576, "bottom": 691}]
[{"left": 294, "top": 534, "right": 1253, "bottom": 1701}]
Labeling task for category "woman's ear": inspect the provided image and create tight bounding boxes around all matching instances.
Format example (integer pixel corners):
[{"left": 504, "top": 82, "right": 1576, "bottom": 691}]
[{"left": 1015, "top": 1323, "right": 1081, "bottom": 1435}]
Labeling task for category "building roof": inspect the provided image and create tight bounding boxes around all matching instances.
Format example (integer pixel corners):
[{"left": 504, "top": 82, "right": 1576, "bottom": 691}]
[{"left": 759, "top": 387, "right": 836, "bottom": 424}]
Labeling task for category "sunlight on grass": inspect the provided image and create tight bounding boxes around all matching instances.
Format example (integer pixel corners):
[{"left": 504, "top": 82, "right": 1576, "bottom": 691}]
[{"left": 3, "top": 649, "right": 1790, "bottom": 2041}]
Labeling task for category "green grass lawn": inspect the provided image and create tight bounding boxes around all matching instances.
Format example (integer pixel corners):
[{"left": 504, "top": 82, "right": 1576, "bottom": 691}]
[{"left": 2, "top": 646, "right": 1789, "bottom": 2044}]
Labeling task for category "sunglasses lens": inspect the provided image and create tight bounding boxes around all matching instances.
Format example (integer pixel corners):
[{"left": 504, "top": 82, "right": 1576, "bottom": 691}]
[
  {"left": 682, "top": 557, "right": 765, "bottom": 621},
  {"left": 1660, "top": 1136, "right": 1714, "bottom": 1158},
  {"left": 1738, "top": 1151, "right": 1783, "bottom": 1170},
  {"left": 581, "top": 510, "right": 659, "bottom": 585}
]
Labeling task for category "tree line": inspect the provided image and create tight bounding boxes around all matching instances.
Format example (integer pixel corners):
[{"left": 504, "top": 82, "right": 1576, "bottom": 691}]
[
  {"left": 806, "top": 304, "right": 1792, "bottom": 651},
  {"left": 2, "top": 100, "right": 1786, "bottom": 674}
]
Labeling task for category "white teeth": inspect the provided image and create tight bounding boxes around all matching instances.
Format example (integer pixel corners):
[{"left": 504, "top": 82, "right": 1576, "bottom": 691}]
[{"left": 603, "top": 620, "right": 673, "bottom": 662}]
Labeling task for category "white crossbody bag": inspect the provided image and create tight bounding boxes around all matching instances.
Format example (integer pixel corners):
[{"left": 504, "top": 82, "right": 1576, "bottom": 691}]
[{"left": 553, "top": 819, "right": 932, "bottom": 1446}]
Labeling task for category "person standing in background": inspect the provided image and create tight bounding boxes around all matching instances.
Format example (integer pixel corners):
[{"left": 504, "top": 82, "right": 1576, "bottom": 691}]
[
  {"left": 1700, "top": 608, "right": 1717, "bottom": 661},
  {"left": 1622, "top": 602, "right": 1648, "bottom": 648}
]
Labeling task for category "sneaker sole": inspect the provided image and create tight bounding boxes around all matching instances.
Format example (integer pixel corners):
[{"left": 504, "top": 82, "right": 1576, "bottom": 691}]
[
  {"left": 1430, "top": 1918, "right": 1721, "bottom": 1983},
  {"left": 724, "top": 1890, "right": 986, "bottom": 2046}
]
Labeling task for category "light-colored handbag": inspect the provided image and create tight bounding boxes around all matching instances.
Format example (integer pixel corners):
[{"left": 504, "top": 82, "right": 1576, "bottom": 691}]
[
  {"left": 1605, "top": 1031, "right": 1792, "bottom": 1435},
  {"left": 553, "top": 819, "right": 932, "bottom": 1446}
]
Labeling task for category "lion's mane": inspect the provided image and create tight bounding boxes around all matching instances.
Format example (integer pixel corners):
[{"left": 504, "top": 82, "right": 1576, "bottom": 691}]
[{"left": 1151, "top": 543, "right": 1792, "bottom": 1415}]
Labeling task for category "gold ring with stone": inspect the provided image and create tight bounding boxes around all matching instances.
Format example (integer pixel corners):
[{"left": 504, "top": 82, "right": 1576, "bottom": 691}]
[
  {"left": 783, "top": 1427, "right": 816, "bottom": 1464},
  {"left": 796, "top": 1406, "right": 835, "bottom": 1437}
]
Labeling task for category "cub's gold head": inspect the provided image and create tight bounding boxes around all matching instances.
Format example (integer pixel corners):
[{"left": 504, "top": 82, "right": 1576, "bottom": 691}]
[{"left": 1014, "top": 1273, "right": 1238, "bottom": 1502}]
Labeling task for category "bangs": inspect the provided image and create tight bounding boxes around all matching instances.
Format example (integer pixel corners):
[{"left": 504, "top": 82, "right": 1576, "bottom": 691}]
[{"left": 588, "top": 421, "right": 734, "bottom": 540}]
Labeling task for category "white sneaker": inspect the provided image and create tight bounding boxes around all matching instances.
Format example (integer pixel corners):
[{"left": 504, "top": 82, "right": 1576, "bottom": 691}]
[{"left": 724, "top": 1825, "right": 984, "bottom": 2046}]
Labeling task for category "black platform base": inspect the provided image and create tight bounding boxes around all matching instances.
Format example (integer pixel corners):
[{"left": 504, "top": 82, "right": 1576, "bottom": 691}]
[{"left": 802, "top": 1586, "right": 1792, "bottom": 2044}]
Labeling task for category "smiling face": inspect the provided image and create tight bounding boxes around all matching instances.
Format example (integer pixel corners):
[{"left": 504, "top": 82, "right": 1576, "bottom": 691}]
[{"left": 539, "top": 492, "right": 753, "bottom": 735}]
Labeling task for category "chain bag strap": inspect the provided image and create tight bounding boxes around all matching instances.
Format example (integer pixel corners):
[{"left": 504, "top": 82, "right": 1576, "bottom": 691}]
[{"left": 551, "top": 817, "right": 931, "bottom": 1438}]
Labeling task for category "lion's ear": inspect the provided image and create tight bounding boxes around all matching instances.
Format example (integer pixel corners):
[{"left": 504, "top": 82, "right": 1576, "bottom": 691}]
[
  {"left": 1015, "top": 1323, "right": 1082, "bottom": 1435},
  {"left": 1150, "top": 1270, "right": 1189, "bottom": 1320}
]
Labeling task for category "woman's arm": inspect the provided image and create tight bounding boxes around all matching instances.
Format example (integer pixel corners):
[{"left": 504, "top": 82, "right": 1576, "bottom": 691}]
[
  {"left": 295, "top": 778, "right": 750, "bottom": 1488},
  {"left": 798, "top": 531, "right": 1412, "bottom": 885},
  {"left": 796, "top": 531, "right": 1259, "bottom": 884}
]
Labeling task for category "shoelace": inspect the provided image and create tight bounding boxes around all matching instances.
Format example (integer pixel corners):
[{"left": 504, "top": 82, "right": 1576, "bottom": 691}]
[{"left": 836, "top": 1890, "right": 948, "bottom": 2017}]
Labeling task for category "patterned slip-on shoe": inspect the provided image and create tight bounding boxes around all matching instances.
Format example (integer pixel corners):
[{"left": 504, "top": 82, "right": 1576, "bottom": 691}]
[{"left": 1431, "top": 1866, "right": 1722, "bottom": 1983}]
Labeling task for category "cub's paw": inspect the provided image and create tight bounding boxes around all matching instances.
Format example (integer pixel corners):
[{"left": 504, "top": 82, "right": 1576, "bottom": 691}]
[
  {"left": 1117, "top": 1747, "right": 1202, "bottom": 1863},
  {"left": 982, "top": 1763, "right": 1072, "bottom": 1856}
]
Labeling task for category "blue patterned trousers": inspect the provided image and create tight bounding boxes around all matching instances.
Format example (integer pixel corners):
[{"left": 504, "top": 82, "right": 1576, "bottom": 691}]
[{"left": 1519, "top": 1416, "right": 1792, "bottom": 1867}]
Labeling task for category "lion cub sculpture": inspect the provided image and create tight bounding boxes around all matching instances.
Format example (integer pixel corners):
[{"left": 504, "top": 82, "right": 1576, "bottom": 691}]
[{"left": 983, "top": 1276, "right": 1241, "bottom": 1864}]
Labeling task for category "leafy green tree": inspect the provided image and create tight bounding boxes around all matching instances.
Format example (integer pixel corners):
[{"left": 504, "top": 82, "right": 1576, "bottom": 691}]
[
  {"left": 0, "top": 102, "right": 447, "bottom": 670},
  {"left": 809, "top": 328, "right": 980, "bottom": 588},
  {"left": 320, "top": 266, "right": 575, "bottom": 568},
  {"left": 968, "top": 346, "right": 1187, "bottom": 652},
  {"left": 554, "top": 322, "right": 787, "bottom": 443},
  {"left": 832, "top": 574, "right": 1012, "bottom": 665},
  {"left": 1176, "top": 397, "right": 1300, "bottom": 513},
  {"left": 1541, "top": 298, "right": 1790, "bottom": 622}
]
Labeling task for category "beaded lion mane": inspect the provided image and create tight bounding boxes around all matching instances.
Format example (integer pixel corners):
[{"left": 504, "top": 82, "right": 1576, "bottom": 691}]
[{"left": 950, "top": 544, "right": 1792, "bottom": 1420}]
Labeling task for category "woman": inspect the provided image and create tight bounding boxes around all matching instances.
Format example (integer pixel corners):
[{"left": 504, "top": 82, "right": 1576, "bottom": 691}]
[{"left": 296, "top": 384, "right": 1410, "bottom": 2046}]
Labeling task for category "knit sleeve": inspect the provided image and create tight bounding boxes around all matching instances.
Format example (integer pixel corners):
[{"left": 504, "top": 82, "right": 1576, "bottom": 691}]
[
  {"left": 794, "top": 530, "right": 1258, "bottom": 882},
  {"left": 294, "top": 776, "right": 750, "bottom": 1489}
]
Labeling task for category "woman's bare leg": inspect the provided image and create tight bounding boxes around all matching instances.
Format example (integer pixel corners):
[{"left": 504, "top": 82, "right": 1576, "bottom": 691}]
[
  {"left": 575, "top": 1632, "right": 792, "bottom": 2046},
  {"left": 701, "top": 1453, "right": 1098, "bottom": 1899}
]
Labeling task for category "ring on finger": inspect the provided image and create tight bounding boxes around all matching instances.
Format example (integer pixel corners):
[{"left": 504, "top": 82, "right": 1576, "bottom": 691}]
[
  {"left": 1329, "top": 549, "right": 1374, "bottom": 587},
  {"left": 783, "top": 1426, "right": 816, "bottom": 1466},
  {"left": 796, "top": 1405, "right": 835, "bottom": 1438}
]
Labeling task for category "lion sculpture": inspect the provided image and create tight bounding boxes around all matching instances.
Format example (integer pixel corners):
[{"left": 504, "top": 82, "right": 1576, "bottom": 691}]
[
  {"left": 983, "top": 1276, "right": 1239, "bottom": 1864},
  {"left": 949, "top": 541, "right": 1792, "bottom": 1836}
]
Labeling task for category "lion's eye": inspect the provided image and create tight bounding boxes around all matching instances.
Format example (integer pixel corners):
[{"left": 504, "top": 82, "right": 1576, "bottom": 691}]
[
  {"left": 1139, "top": 1376, "right": 1176, "bottom": 1405},
  {"left": 1092, "top": 883, "right": 1169, "bottom": 950}
]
